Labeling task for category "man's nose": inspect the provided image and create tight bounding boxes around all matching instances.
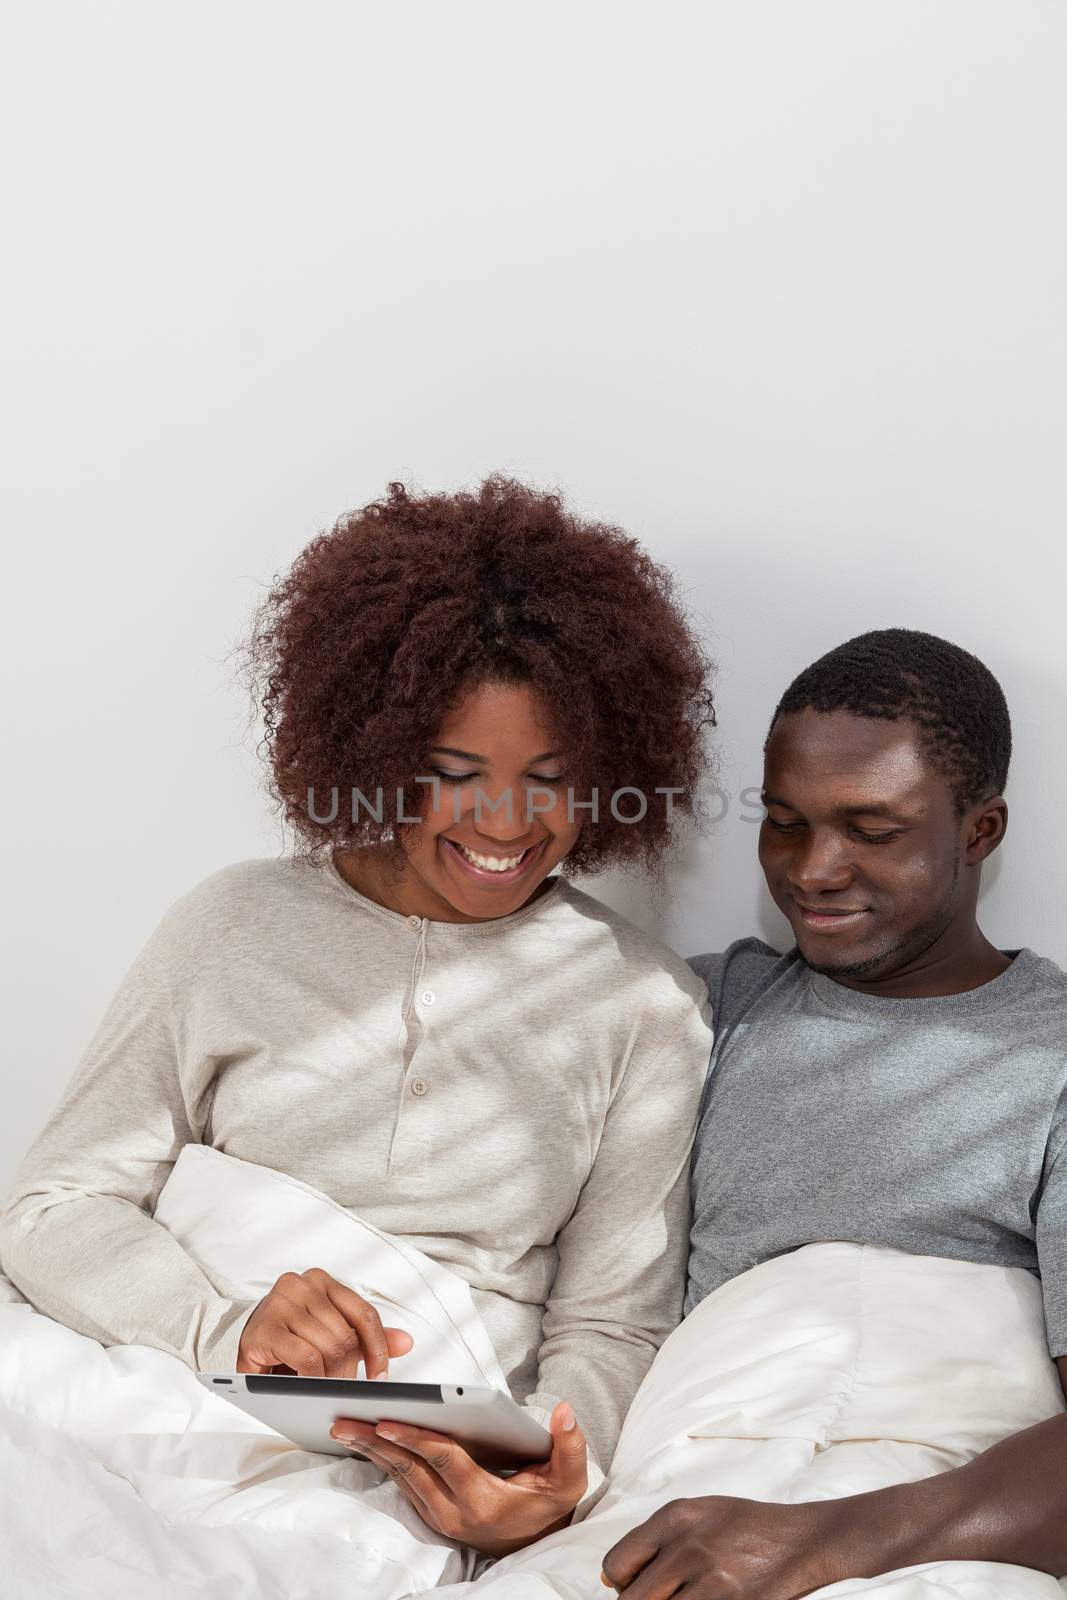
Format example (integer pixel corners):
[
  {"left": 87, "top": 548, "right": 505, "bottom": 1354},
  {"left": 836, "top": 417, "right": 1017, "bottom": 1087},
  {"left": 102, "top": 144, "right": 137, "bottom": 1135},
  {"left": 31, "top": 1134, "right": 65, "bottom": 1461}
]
[{"left": 785, "top": 830, "right": 854, "bottom": 895}]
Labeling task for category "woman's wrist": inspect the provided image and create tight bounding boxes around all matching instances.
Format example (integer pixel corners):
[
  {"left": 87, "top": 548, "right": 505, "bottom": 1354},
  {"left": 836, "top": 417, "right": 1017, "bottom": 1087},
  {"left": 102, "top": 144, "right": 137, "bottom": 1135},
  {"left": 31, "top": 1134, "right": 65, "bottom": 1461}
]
[{"left": 476, "top": 1503, "right": 576, "bottom": 1559}]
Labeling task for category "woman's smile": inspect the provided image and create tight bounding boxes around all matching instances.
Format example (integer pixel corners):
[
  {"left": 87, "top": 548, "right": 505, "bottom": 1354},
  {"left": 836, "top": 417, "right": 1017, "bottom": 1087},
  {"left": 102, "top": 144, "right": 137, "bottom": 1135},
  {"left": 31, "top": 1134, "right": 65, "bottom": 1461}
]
[{"left": 440, "top": 834, "right": 547, "bottom": 886}]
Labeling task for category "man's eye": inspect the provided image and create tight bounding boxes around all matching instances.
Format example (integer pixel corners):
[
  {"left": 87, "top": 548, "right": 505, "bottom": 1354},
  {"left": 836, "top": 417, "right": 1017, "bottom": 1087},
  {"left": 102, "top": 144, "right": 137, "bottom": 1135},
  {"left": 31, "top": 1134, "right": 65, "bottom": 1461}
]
[
  {"left": 766, "top": 817, "right": 804, "bottom": 832},
  {"left": 851, "top": 828, "right": 900, "bottom": 844}
]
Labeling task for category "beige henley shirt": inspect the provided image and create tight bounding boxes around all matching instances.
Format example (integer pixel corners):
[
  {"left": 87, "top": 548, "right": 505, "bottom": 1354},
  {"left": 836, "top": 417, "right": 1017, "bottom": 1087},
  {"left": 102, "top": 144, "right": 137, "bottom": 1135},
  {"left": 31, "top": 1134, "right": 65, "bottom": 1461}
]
[{"left": 0, "top": 854, "right": 712, "bottom": 1470}]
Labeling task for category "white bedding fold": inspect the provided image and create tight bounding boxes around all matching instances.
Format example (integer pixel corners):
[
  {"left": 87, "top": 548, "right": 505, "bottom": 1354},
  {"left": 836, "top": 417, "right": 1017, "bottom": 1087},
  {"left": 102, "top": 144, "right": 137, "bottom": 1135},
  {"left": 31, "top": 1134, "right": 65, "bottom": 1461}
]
[
  {"left": 429, "top": 1243, "right": 1067, "bottom": 1599},
  {"left": 6, "top": 1166, "right": 1064, "bottom": 1600},
  {"left": 0, "top": 1144, "right": 516, "bottom": 1599}
]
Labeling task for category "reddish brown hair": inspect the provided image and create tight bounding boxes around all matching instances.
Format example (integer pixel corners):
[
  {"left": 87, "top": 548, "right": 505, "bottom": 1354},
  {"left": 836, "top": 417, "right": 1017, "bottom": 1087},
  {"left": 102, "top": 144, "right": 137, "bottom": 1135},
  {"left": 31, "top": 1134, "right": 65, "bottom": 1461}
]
[{"left": 236, "top": 475, "right": 716, "bottom": 876}]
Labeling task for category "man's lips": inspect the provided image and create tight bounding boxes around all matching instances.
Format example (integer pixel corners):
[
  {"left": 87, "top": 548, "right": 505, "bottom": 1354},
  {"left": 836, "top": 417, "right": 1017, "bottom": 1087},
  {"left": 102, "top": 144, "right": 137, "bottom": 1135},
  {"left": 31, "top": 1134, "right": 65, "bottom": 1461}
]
[{"left": 792, "top": 901, "right": 870, "bottom": 931}]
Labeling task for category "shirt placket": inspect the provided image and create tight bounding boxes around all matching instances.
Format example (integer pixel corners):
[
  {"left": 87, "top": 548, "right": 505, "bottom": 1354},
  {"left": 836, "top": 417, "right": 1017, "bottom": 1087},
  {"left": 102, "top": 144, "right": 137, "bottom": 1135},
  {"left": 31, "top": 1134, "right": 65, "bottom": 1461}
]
[{"left": 387, "top": 915, "right": 433, "bottom": 1174}]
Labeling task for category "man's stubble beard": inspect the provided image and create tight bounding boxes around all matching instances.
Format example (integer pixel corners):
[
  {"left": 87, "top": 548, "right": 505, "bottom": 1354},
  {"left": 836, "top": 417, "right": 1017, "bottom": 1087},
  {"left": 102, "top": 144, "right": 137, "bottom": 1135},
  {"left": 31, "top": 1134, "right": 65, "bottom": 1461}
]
[{"left": 801, "top": 859, "right": 962, "bottom": 983}]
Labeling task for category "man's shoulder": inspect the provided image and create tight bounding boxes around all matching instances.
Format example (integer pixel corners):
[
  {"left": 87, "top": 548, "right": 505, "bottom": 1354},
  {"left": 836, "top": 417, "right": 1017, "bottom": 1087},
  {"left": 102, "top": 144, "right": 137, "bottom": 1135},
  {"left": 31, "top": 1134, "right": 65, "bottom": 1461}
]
[
  {"left": 1004, "top": 949, "right": 1067, "bottom": 1020},
  {"left": 687, "top": 935, "right": 784, "bottom": 979},
  {"left": 686, "top": 937, "right": 804, "bottom": 1028},
  {"left": 1013, "top": 947, "right": 1067, "bottom": 985}
]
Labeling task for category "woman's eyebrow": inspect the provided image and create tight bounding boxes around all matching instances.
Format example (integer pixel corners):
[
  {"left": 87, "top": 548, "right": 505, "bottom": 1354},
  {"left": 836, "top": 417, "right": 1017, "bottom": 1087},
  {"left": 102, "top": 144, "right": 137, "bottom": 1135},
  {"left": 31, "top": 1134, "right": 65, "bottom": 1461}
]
[
  {"left": 428, "top": 746, "right": 562, "bottom": 764},
  {"left": 428, "top": 746, "right": 487, "bottom": 762}
]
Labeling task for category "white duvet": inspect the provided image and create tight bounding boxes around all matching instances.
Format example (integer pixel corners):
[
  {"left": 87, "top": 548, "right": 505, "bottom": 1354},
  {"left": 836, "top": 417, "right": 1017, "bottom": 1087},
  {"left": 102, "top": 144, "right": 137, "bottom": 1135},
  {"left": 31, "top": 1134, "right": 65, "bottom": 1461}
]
[
  {"left": 0, "top": 1144, "right": 513, "bottom": 1599},
  {"left": 2, "top": 1150, "right": 1065, "bottom": 1600},
  {"left": 433, "top": 1241, "right": 1067, "bottom": 1599}
]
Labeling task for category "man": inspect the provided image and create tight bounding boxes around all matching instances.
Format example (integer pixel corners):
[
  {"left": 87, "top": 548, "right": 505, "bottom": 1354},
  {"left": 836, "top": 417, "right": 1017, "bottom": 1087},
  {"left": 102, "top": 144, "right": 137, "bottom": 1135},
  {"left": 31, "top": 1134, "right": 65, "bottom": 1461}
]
[{"left": 603, "top": 628, "right": 1067, "bottom": 1598}]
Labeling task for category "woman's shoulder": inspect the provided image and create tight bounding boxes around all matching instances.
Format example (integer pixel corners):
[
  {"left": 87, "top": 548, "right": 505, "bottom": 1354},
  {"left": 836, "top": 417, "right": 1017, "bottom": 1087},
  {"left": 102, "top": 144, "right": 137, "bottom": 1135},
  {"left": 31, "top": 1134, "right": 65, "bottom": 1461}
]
[
  {"left": 548, "top": 880, "right": 710, "bottom": 1008},
  {"left": 153, "top": 854, "right": 329, "bottom": 941}
]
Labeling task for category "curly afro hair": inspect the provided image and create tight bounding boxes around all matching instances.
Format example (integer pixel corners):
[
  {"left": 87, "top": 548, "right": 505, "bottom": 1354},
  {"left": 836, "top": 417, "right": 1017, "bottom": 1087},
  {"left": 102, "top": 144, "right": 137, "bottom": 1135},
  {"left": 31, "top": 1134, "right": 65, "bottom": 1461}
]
[
  {"left": 767, "top": 628, "right": 1011, "bottom": 813},
  {"left": 236, "top": 474, "right": 717, "bottom": 876}
]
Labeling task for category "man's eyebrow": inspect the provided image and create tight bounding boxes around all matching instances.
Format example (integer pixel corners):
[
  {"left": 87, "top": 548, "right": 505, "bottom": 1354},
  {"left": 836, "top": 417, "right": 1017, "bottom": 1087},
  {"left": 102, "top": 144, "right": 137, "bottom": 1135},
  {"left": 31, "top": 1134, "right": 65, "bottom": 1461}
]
[
  {"left": 837, "top": 802, "right": 911, "bottom": 821},
  {"left": 428, "top": 746, "right": 561, "bottom": 764},
  {"left": 762, "top": 791, "right": 910, "bottom": 821}
]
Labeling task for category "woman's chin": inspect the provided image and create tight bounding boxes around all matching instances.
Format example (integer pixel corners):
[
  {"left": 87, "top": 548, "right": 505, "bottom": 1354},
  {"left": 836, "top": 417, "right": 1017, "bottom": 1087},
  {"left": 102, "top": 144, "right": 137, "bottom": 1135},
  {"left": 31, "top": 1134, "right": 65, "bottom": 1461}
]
[{"left": 437, "top": 874, "right": 545, "bottom": 920}]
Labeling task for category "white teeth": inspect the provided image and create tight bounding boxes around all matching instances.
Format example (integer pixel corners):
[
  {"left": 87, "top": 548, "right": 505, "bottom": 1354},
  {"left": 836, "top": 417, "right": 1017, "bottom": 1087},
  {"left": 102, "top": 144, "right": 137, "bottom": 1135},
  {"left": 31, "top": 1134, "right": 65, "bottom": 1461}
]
[{"left": 453, "top": 842, "right": 528, "bottom": 872}]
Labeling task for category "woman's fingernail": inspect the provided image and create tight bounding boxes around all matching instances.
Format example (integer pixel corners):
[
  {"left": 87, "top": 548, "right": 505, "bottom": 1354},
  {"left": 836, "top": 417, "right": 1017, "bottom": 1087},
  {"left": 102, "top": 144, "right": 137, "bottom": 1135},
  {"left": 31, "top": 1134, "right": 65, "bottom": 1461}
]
[
  {"left": 376, "top": 1429, "right": 398, "bottom": 1442},
  {"left": 560, "top": 1403, "right": 576, "bottom": 1431}
]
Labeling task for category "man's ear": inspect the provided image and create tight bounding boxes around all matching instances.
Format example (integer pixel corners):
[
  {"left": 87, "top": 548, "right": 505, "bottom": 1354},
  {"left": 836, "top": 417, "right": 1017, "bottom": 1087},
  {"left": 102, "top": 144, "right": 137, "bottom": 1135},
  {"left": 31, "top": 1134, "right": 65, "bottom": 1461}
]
[{"left": 965, "top": 795, "right": 1008, "bottom": 864}]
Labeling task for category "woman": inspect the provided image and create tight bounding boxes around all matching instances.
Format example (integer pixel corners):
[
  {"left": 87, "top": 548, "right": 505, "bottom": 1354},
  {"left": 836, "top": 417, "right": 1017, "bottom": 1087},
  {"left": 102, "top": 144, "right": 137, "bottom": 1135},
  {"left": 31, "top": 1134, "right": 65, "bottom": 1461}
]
[{"left": 0, "top": 476, "right": 715, "bottom": 1559}]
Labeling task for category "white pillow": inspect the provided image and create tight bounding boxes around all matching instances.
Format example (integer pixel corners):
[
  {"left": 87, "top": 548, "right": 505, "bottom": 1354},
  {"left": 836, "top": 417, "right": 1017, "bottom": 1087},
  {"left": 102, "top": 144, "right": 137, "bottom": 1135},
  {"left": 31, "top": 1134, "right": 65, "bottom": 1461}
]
[{"left": 153, "top": 1142, "right": 508, "bottom": 1390}]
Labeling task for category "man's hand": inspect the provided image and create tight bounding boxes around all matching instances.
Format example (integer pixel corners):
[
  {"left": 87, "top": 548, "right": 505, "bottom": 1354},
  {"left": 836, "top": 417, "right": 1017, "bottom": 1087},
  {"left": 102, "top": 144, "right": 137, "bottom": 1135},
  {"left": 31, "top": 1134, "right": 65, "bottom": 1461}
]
[
  {"left": 237, "top": 1267, "right": 414, "bottom": 1377},
  {"left": 600, "top": 1495, "right": 845, "bottom": 1599},
  {"left": 330, "top": 1398, "right": 588, "bottom": 1557}
]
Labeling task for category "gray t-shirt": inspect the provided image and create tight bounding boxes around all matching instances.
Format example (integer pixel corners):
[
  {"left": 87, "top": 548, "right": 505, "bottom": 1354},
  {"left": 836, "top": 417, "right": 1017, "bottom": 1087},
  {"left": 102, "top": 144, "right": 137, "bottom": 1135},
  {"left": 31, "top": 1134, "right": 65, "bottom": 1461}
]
[{"left": 685, "top": 939, "right": 1067, "bottom": 1358}]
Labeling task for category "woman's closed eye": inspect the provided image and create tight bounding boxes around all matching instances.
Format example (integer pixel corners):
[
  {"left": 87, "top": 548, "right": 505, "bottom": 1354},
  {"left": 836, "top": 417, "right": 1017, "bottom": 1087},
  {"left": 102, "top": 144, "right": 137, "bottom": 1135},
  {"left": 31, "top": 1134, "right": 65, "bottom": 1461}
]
[
  {"left": 430, "top": 768, "right": 478, "bottom": 784},
  {"left": 430, "top": 768, "right": 564, "bottom": 785}
]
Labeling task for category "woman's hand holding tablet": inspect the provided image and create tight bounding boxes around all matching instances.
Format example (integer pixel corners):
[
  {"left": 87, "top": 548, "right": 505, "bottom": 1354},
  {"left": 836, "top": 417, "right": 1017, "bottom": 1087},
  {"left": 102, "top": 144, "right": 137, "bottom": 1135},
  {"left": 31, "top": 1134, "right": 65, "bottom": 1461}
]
[
  {"left": 236, "top": 1266, "right": 413, "bottom": 1378},
  {"left": 208, "top": 1360, "right": 588, "bottom": 1555},
  {"left": 329, "top": 1397, "right": 588, "bottom": 1558},
  {"left": 199, "top": 1374, "right": 553, "bottom": 1471}
]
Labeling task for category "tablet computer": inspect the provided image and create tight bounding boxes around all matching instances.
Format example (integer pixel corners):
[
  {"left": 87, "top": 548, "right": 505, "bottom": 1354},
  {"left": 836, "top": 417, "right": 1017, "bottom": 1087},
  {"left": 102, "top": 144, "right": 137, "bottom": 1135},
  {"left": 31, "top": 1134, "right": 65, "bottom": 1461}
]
[{"left": 198, "top": 1373, "right": 553, "bottom": 1470}]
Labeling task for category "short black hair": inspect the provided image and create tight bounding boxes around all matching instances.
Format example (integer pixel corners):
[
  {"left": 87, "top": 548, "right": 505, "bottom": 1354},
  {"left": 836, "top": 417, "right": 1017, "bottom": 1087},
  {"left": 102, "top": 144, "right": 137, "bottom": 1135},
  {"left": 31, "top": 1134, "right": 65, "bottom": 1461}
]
[{"left": 767, "top": 628, "right": 1011, "bottom": 813}]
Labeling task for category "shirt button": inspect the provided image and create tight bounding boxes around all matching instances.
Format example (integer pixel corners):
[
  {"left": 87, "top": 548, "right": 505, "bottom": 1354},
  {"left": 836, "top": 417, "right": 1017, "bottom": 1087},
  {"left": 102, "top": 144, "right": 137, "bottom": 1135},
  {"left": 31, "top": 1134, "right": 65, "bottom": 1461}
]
[
  {"left": 420, "top": 989, "right": 436, "bottom": 1005},
  {"left": 408, "top": 916, "right": 421, "bottom": 929},
  {"left": 411, "top": 1077, "right": 428, "bottom": 1096}
]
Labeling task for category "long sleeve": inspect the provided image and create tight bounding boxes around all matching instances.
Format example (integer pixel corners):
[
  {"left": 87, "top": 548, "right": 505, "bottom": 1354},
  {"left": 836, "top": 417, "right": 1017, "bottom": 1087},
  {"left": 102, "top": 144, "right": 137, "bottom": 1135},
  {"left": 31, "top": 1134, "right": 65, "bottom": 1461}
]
[
  {"left": 0, "top": 856, "right": 716, "bottom": 1435},
  {"left": 0, "top": 914, "right": 256, "bottom": 1371},
  {"left": 523, "top": 986, "right": 713, "bottom": 1476}
]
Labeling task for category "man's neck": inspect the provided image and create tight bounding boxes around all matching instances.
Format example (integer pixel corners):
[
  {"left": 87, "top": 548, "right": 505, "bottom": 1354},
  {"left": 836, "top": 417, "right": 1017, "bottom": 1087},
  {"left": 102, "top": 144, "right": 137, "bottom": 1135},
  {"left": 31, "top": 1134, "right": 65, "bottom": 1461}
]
[{"left": 825, "top": 927, "right": 1013, "bottom": 1000}]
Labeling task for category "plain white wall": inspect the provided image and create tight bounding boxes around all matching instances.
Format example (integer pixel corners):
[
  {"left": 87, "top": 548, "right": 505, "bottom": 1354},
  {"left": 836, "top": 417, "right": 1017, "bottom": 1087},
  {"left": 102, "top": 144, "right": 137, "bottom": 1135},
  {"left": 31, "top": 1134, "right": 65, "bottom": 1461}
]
[{"left": 2, "top": 0, "right": 1065, "bottom": 1193}]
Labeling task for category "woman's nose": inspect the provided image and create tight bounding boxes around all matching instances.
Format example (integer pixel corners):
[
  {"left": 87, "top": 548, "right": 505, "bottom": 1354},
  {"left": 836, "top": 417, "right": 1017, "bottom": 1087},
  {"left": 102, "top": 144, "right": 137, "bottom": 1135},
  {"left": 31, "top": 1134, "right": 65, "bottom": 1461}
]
[{"left": 464, "top": 785, "right": 536, "bottom": 843}]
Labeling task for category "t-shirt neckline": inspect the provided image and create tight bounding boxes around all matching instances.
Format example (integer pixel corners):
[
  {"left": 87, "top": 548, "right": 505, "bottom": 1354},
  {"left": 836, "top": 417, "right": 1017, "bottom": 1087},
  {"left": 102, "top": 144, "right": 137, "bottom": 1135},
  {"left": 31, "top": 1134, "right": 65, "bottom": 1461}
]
[{"left": 808, "top": 947, "right": 1038, "bottom": 1017}]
